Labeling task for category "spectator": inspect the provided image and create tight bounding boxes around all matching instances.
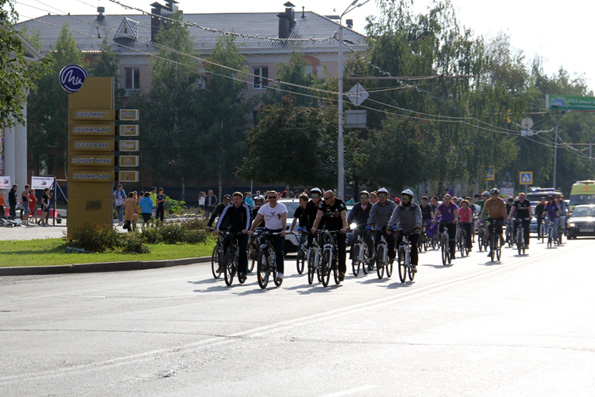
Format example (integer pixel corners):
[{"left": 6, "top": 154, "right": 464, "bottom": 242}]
[
  {"left": 150, "top": 187, "right": 157, "bottom": 218},
  {"left": 0, "top": 191, "right": 5, "bottom": 218},
  {"left": 113, "top": 184, "right": 126, "bottom": 226},
  {"left": 156, "top": 187, "right": 166, "bottom": 222},
  {"left": 40, "top": 188, "right": 52, "bottom": 226},
  {"left": 205, "top": 189, "right": 217, "bottom": 218},
  {"left": 123, "top": 192, "right": 138, "bottom": 232},
  {"left": 198, "top": 191, "right": 206, "bottom": 212},
  {"left": 20, "top": 184, "right": 31, "bottom": 221},
  {"left": 139, "top": 192, "right": 153, "bottom": 228},
  {"left": 28, "top": 189, "right": 38, "bottom": 223},
  {"left": 244, "top": 191, "right": 254, "bottom": 208}
]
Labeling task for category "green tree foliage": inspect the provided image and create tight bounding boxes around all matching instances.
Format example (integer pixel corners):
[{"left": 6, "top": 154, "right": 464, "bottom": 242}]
[
  {"left": 240, "top": 97, "right": 337, "bottom": 187},
  {"left": 0, "top": 1, "right": 47, "bottom": 128},
  {"left": 27, "top": 22, "right": 83, "bottom": 174}
]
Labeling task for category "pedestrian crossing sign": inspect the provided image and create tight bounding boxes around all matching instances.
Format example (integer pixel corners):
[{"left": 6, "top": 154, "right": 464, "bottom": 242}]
[
  {"left": 486, "top": 166, "right": 495, "bottom": 181},
  {"left": 519, "top": 171, "right": 533, "bottom": 185}
]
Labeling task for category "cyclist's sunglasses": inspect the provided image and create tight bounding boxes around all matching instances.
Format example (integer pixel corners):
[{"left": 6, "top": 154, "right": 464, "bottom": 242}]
[
  {"left": 378, "top": 194, "right": 387, "bottom": 198},
  {"left": 268, "top": 196, "right": 277, "bottom": 199},
  {"left": 311, "top": 194, "right": 320, "bottom": 198},
  {"left": 360, "top": 195, "right": 369, "bottom": 199}
]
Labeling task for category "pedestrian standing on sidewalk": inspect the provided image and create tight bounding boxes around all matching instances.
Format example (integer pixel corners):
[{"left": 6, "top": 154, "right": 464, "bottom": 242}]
[
  {"left": 205, "top": 189, "right": 217, "bottom": 218},
  {"left": 0, "top": 191, "right": 5, "bottom": 218},
  {"left": 20, "top": 184, "right": 31, "bottom": 221},
  {"left": 156, "top": 187, "right": 166, "bottom": 223},
  {"left": 8, "top": 184, "right": 18, "bottom": 219},
  {"left": 28, "top": 189, "right": 38, "bottom": 223},
  {"left": 139, "top": 192, "right": 153, "bottom": 229},
  {"left": 150, "top": 187, "right": 157, "bottom": 218},
  {"left": 40, "top": 188, "right": 52, "bottom": 226},
  {"left": 124, "top": 192, "right": 138, "bottom": 232},
  {"left": 113, "top": 184, "right": 126, "bottom": 226},
  {"left": 198, "top": 191, "right": 206, "bottom": 213}
]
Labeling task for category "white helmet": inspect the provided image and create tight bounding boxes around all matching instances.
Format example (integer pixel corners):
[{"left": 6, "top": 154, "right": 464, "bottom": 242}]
[
  {"left": 378, "top": 187, "right": 389, "bottom": 195},
  {"left": 310, "top": 187, "right": 322, "bottom": 195},
  {"left": 401, "top": 189, "right": 414, "bottom": 199}
]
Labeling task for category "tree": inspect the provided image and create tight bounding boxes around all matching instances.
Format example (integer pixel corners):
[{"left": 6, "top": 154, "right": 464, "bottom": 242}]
[
  {"left": 0, "top": 0, "right": 46, "bottom": 128},
  {"left": 27, "top": 22, "right": 83, "bottom": 175},
  {"left": 240, "top": 97, "right": 337, "bottom": 187}
]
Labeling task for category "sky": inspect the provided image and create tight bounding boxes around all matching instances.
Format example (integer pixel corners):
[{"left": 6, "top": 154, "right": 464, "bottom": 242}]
[{"left": 12, "top": 0, "right": 595, "bottom": 92}]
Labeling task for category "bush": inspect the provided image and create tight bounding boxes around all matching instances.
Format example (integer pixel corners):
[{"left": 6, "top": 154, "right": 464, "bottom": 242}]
[
  {"left": 67, "top": 224, "right": 150, "bottom": 254},
  {"left": 164, "top": 196, "right": 186, "bottom": 216},
  {"left": 141, "top": 226, "right": 162, "bottom": 244}
]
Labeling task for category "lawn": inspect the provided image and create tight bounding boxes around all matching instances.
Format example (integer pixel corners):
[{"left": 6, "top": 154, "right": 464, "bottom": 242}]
[{"left": 0, "top": 238, "right": 215, "bottom": 267}]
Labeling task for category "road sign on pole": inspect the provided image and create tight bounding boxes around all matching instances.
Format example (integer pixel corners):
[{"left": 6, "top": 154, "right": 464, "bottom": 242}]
[
  {"left": 519, "top": 171, "right": 533, "bottom": 185},
  {"left": 486, "top": 166, "right": 495, "bottom": 181}
]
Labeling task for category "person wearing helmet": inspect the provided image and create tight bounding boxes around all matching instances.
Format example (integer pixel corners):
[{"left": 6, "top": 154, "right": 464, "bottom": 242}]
[
  {"left": 388, "top": 189, "right": 422, "bottom": 272},
  {"left": 367, "top": 188, "right": 397, "bottom": 265},
  {"left": 348, "top": 190, "right": 375, "bottom": 266},
  {"left": 206, "top": 194, "right": 232, "bottom": 231},
  {"left": 251, "top": 195, "right": 265, "bottom": 228},
  {"left": 480, "top": 188, "right": 507, "bottom": 256},
  {"left": 215, "top": 192, "right": 252, "bottom": 280},
  {"left": 303, "top": 188, "right": 324, "bottom": 247}
]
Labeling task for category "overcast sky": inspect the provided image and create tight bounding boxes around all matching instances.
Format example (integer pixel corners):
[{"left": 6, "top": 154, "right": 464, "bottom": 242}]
[{"left": 13, "top": 0, "right": 595, "bottom": 92}]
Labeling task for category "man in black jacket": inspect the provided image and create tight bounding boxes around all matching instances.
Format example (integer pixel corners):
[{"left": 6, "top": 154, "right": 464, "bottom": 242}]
[
  {"left": 348, "top": 190, "right": 374, "bottom": 262},
  {"left": 8, "top": 184, "right": 18, "bottom": 219},
  {"left": 215, "top": 192, "right": 251, "bottom": 279}
]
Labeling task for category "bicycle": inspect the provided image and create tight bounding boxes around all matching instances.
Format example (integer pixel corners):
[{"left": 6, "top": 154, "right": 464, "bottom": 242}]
[
  {"left": 210, "top": 232, "right": 225, "bottom": 279},
  {"left": 397, "top": 232, "right": 415, "bottom": 283},
  {"left": 247, "top": 229, "right": 263, "bottom": 274},
  {"left": 219, "top": 231, "right": 246, "bottom": 287},
  {"left": 351, "top": 229, "right": 370, "bottom": 277},
  {"left": 374, "top": 228, "right": 393, "bottom": 279},
  {"left": 487, "top": 219, "right": 503, "bottom": 262},
  {"left": 307, "top": 233, "right": 322, "bottom": 285},
  {"left": 515, "top": 218, "right": 528, "bottom": 255},
  {"left": 477, "top": 221, "right": 488, "bottom": 252},
  {"left": 317, "top": 230, "right": 343, "bottom": 287},
  {"left": 456, "top": 224, "right": 469, "bottom": 258},
  {"left": 254, "top": 230, "right": 283, "bottom": 289},
  {"left": 439, "top": 224, "right": 451, "bottom": 266},
  {"left": 505, "top": 220, "right": 515, "bottom": 248},
  {"left": 294, "top": 228, "right": 308, "bottom": 275},
  {"left": 419, "top": 222, "right": 430, "bottom": 252}
]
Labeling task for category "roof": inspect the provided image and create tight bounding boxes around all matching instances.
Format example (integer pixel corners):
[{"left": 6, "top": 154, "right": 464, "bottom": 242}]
[{"left": 15, "top": 11, "right": 367, "bottom": 56}]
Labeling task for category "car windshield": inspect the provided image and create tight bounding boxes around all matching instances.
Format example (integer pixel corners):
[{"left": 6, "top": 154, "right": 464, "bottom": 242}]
[
  {"left": 570, "top": 194, "right": 595, "bottom": 206},
  {"left": 572, "top": 207, "right": 595, "bottom": 217},
  {"left": 282, "top": 201, "right": 301, "bottom": 217}
]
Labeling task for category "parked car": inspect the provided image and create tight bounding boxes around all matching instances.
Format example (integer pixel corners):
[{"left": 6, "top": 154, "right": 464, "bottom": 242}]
[{"left": 567, "top": 204, "right": 595, "bottom": 239}]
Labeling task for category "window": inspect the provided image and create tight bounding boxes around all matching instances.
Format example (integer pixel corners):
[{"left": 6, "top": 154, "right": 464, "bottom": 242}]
[
  {"left": 125, "top": 67, "right": 140, "bottom": 90},
  {"left": 253, "top": 67, "right": 268, "bottom": 89}
]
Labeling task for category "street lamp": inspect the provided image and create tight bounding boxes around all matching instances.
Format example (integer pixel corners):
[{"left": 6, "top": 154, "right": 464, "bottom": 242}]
[{"left": 337, "top": 0, "right": 369, "bottom": 200}]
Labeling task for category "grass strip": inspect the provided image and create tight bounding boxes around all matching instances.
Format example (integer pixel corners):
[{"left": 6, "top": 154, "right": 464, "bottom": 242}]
[{"left": 0, "top": 238, "right": 215, "bottom": 267}]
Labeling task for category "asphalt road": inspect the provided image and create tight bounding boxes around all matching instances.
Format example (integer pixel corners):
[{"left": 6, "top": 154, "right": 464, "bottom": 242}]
[{"left": 1, "top": 237, "right": 595, "bottom": 396}]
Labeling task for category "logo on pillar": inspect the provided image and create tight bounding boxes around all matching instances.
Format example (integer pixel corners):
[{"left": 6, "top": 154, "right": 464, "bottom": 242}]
[{"left": 59, "top": 65, "right": 87, "bottom": 93}]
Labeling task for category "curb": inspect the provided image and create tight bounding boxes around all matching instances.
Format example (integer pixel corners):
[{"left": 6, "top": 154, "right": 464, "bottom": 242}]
[{"left": 0, "top": 256, "right": 211, "bottom": 276}]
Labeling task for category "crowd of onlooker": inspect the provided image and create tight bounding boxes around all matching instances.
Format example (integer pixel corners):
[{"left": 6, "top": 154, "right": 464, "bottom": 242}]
[{"left": 1, "top": 184, "right": 52, "bottom": 225}]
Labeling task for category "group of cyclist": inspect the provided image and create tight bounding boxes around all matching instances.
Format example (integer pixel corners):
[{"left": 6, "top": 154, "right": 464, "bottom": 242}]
[{"left": 206, "top": 184, "right": 568, "bottom": 287}]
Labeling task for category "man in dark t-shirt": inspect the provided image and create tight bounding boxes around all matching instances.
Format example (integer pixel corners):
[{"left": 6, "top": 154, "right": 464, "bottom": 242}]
[
  {"left": 156, "top": 187, "right": 166, "bottom": 222},
  {"left": 311, "top": 190, "right": 348, "bottom": 281},
  {"left": 508, "top": 192, "right": 532, "bottom": 247}
]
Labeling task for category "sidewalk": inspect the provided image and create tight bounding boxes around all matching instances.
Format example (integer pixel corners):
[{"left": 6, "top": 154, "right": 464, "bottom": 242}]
[{"left": 0, "top": 219, "right": 209, "bottom": 275}]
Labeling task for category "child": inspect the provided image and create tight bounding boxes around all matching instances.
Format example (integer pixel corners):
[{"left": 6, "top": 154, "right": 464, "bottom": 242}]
[{"left": 0, "top": 191, "right": 5, "bottom": 218}]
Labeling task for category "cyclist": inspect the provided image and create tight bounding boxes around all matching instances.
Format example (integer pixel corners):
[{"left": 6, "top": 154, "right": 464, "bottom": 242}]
[
  {"left": 369, "top": 191, "right": 378, "bottom": 205},
  {"left": 206, "top": 194, "right": 231, "bottom": 232},
  {"left": 367, "top": 188, "right": 397, "bottom": 265},
  {"left": 534, "top": 197, "right": 546, "bottom": 239},
  {"left": 289, "top": 193, "right": 310, "bottom": 251},
  {"left": 480, "top": 188, "right": 507, "bottom": 257},
  {"left": 508, "top": 192, "right": 532, "bottom": 248},
  {"left": 387, "top": 189, "right": 422, "bottom": 273},
  {"left": 348, "top": 190, "right": 374, "bottom": 267},
  {"left": 303, "top": 188, "right": 323, "bottom": 246},
  {"left": 250, "top": 190, "right": 287, "bottom": 283},
  {"left": 458, "top": 199, "right": 473, "bottom": 251},
  {"left": 311, "top": 190, "right": 349, "bottom": 281},
  {"left": 475, "top": 191, "right": 490, "bottom": 238},
  {"left": 215, "top": 192, "right": 252, "bottom": 279},
  {"left": 544, "top": 195, "right": 561, "bottom": 243},
  {"left": 420, "top": 196, "right": 433, "bottom": 224},
  {"left": 432, "top": 193, "right": 459, "bottom": 259},
  {"left": 556, "top": 194, "right": 568, "bottom": 234}
]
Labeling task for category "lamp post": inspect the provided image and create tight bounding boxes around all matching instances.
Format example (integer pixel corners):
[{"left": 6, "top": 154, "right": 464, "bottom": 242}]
[{"left": 337, "top": 0, "right": 368, "bottom": 200}]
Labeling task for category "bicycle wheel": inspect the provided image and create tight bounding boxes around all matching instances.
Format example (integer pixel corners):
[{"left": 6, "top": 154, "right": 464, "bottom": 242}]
[
  {"left": 333, "top": 259, "right": 340, "bottom": 285},
  {"left": 361, "top": 246, "right": 369, "bottom": 275},
  {"left": 296, "top": 249, "right": 305, "bottom": 275},
  {"left": 408, "top": 259, "right": 416, "bottom": 281},
  {"left": 398, "top": 247, "right": 407, "bottom": 283},
  {"left": 547, "top": 228, "right": 553, "bottom": 248},
  {"left": 517, "top": 228, "right": 523, "bottom": 256},
  {"left": 489, "top": 235, "right": 495, "bottom": 262},
  {"left": 321, "top": 249, "right": 331, "bottom": 287},
  {"left": 352, "top": 244, "right": 361, "bottom": 276},
  {"left": 496, "top": 235, "right": 502, "bottom": 261},
  {"left": 257, "top": 250, "right": 270, "bottom": 289},
  {"left": 247, "top": 243, "right": 256, "bottom": 273},
  {"left": 224, "top": 249, "right": 235, "bottom": 287},
  {"left": 441, "top": 236, "right": 449, "bottom": 266},
  {"left": 273, "top": 265, "right": 282, "bottom": 287},
  {"left": 211, "top": 246, "right": 222, "bottom": 279},
  {"left": 307, "top": 249, "right": 316, "bottom": 285},
  {"left": 386, "top": 254, "right": 393, "bottom": 278},
  {"left": 376, "top": 245, "right": 385, "bottom": 279}
]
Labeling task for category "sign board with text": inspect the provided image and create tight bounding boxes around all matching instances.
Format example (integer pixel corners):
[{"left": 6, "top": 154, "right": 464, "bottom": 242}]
[
  {"left": 70, "top": 109, "right": 116, "bottom": 121},
  {"left": 119, "top": 125, "right": 139, "bottom": 136},
  {"left": 71, "top": 170, "right": 115, "bottom": 182},
  {"left": 71, "top": 125, "right": 115, "bottom": 136},
  {"left": 0, "top": 175, "right": 11, "bottom": 189},
  {"left": 546, "top": 94, "right": 595, "bottom": 111},
  {"left": 31, "top": 176, "right": 55, "bottom": 190},
  {"left": 119, "top": 155, "right": 139, "bottom": 167},
  {"left": 119, "top": 109, "right": 139, "bottom": 121},
  {"left": 119, "top": 171, "right": 139, "bottom": 183},
  {"left": 486, "top": 166, "right": 495, "bottom": 181},
  {"left": 71, "top": 155, "right": 114, "bottom": 167},
  {"left": 70, "top": 140, "right": 115, "bottom": 152},
  {"left": 119, "top": 140, "right": 139, "bottom": 152}
]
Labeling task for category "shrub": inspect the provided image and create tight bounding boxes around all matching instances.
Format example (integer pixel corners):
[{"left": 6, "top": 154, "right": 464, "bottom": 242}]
[
  {"left": 141, "top": 226, "right": 162, "bottom": 244},
  {"left": 164, "top": 196, "right": 186, "bottom": 216},
  {"left": 120, "top": 233, "right": 150, "bottom": 254},
  {"left": 67, "top": 224, "right": 150, "bottom": 254}
]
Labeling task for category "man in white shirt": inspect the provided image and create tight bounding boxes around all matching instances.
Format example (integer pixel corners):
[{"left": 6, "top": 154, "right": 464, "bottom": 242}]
[{"left": 249, "top": 190, "right": 287, "bottom": 283}]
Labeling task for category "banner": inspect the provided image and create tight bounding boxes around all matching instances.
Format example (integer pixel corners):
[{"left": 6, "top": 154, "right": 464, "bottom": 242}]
[
  {"left": 0, "top": 175, "right": 11, "bottom": 189},
  {"left": 546, "top": 94, "right": 595, "bottom": 111},
  {"left": 31, "top": 176, "right": 55, "bottom": 190}
]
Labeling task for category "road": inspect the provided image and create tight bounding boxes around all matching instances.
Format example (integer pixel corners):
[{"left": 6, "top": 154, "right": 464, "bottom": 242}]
[{"left": 1, "top": 237, "right": 595, "bottom": 396}]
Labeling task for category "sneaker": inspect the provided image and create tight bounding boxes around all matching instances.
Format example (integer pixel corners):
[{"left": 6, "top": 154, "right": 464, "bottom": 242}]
[
  {"left": 450, "top": 253, "right": 455, "bottom": 260},
  {"left": 338, "top": 272, "right": 345, "bottom": 282},
  {"left": 411, "top": 265, "right": 417, "bottom": 273},
  {"left": 276, "top": 273, "right": 284, "bottom": 283},
  {"left": 217, "top": 266, "right": 224, "bottom": 273},
  {"left": 239, "top": 273, "right": 246, "bottom": 280}
]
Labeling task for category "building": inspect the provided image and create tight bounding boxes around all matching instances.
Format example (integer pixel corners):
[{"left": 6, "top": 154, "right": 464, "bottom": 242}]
[
  {"left": 1, "top": 34, "right": 43, "bottom": 192},
  {"left": 16, "top": 1, "right": 367, "bottom": 99}
]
